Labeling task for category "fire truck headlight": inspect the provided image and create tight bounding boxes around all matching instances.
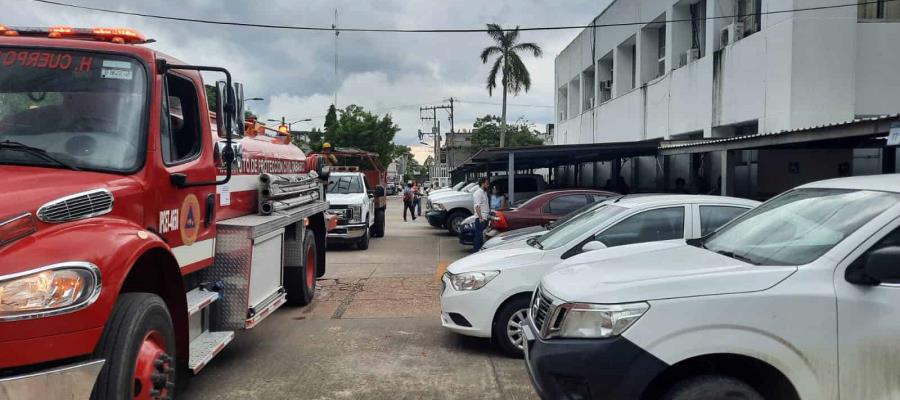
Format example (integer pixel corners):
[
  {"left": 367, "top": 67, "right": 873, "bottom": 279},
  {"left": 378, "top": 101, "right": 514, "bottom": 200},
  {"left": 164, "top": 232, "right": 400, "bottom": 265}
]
[{"left": 0, "top": 262, "right": 101, "bottom": 320}]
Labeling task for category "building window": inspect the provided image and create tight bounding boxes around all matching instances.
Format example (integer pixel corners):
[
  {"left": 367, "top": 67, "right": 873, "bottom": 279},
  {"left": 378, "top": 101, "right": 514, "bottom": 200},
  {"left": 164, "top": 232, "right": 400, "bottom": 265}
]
[
  {"left": 630, "top": 45, "right": 637, "bottom": 88},
  {"left": 691, "top": 1, "right": 706, "bottom": 56},
  {"left": 737, "top": 0, "right": 762, "bottom": 36},
  {"left": 859, "top": 0, "right": 900, "bottom": 19},
  {"left": 657, "top": 25, "right": 667, "bottom": 77}
]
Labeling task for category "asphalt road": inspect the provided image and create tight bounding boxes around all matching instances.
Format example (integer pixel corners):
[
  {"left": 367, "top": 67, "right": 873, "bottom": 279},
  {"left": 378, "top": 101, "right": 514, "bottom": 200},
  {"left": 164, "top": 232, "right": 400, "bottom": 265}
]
[{"left": 182, "top": 196, "right": 537, "bottom": 400}]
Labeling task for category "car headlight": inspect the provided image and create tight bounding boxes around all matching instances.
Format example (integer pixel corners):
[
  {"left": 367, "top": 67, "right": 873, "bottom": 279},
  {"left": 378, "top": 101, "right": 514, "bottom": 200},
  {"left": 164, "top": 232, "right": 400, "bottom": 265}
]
[
  {"left": 551, "top": 302, "right": 649, "bottom": 339},
  {"left": 433, "top": 203, "right": 446, "bottom": 211},
  {"left": 0, "top": 262, "right": 101, "bottom": 321},
  {"left": 448, "top": 271, "right": 499, "bottom": 291},
  {"left": 349, "top": 205, "right": 362, "bottom": 223}
]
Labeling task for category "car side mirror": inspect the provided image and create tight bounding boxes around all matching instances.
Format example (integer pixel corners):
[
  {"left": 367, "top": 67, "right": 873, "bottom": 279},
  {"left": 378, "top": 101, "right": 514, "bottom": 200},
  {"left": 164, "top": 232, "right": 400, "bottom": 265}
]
[
  {"left": 859, "top": 247, "right": 900, "bottom": 285},
  {"left": 368, "top": 192, "right": 375, "bottom": 199},
  {"left": 582, "top": 241, "right": 608, "bottom": 252}
]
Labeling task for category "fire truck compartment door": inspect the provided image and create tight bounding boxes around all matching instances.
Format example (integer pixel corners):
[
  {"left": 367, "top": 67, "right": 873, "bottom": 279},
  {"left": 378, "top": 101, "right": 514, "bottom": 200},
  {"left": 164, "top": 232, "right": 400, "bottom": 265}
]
[{"left": 248, "top": 229, "right": 284, "bottom": 310}]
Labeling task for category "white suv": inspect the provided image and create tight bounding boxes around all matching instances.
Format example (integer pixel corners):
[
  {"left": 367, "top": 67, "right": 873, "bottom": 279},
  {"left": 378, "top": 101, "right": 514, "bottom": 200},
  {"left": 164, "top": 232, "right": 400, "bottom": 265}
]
[
  {"left": 525, "top": 174, "right": 900, "bottom": 400},
  {"left": 326, "top": 172, "right": 374, "bottom": 250},
  {"left": 440, "top": 195, "right": 759, "bottom": 356}
]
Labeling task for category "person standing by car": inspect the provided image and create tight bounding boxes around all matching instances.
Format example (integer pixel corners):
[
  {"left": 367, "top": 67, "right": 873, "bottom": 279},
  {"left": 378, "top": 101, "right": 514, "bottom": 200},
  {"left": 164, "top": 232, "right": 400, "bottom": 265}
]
[
  {"left": 490, "top": 185, "right": 508, "bottom": 210},
  {"left": 472, "top": 177, "right": 490, "bottom": 251},
  {"left": 402, "top": 182, "right": 416, "bottom": 222},
  {"left": 413, "top": 182, "right": 423, "bottom": 216}
]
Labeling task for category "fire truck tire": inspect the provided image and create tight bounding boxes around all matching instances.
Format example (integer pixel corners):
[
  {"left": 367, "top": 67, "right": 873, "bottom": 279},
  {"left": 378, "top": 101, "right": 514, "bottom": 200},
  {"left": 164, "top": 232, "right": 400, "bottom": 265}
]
[
  {"left": 286, "top": 233, "right": 317, "bottom": 306},
  {"left": 91, "top": 293, "right": 175, "bottom": 400}
]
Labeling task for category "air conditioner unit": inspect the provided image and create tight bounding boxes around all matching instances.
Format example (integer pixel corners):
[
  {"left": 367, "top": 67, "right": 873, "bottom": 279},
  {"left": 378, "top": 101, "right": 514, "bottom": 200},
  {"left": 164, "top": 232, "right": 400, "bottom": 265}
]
[
  {"left": 600, "top": 80, "right": 613, "bottom": 91},
  {"left": 720, "top": 22, "right": 745, "bottom": 47}
]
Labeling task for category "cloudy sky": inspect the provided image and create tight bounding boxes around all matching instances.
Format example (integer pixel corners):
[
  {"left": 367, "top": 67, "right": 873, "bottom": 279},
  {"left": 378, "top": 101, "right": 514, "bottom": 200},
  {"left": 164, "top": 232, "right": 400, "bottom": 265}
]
[{"left": 4, "top": 0, "right": 611, "bottom": 161}]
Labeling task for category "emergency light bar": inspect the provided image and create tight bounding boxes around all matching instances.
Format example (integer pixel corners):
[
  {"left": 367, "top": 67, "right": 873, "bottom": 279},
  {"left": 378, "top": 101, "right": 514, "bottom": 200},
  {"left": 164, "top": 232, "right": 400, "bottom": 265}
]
[{"left": 0, "top": 25, "right": 148, "bottom": 43}]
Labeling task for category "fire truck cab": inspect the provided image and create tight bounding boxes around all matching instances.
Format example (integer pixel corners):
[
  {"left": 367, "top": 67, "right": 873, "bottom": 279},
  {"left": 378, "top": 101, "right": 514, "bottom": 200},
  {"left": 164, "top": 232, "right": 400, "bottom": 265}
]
[{"left": 0, "top": 26, "right": 330, "bottom": 399}]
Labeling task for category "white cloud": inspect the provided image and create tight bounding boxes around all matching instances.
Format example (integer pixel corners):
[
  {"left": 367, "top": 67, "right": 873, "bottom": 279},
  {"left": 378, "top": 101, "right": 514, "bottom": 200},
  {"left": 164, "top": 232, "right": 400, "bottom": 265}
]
[{"left": 2, "top": 0, "right": 612, "bottom": 152}]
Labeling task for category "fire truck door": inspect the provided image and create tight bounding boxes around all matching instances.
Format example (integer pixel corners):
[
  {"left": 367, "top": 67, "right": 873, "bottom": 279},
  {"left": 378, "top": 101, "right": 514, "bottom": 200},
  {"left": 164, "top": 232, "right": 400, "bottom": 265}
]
[{"left": 157, "top": 73, "right": 217, "bottom": 270}]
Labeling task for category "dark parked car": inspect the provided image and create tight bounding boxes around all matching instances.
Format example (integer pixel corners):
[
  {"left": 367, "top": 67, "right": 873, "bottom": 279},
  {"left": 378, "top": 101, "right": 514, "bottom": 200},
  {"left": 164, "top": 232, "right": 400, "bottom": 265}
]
[{"left": 488, "top": 189, "right": 616, "bottom": 233}]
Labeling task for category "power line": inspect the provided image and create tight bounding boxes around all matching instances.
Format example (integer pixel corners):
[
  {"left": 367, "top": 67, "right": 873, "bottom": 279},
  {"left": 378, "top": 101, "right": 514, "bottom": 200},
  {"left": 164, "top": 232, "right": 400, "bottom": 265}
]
[
  {"left": 30, "top": 0, "right": 892, "bottom": 34},
  {"left": 458, "top": 99, "right": 553, "bottom": 109}
]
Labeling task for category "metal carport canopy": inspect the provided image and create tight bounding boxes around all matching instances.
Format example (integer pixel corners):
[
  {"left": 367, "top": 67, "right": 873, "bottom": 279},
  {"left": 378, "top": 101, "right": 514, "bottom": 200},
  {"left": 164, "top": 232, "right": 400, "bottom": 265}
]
[
  {"left": 659, "top": 114, "right": 900, "bottom": 156},
  {"left": 452, "top": 139, "right": 662, "bottom": 174}
]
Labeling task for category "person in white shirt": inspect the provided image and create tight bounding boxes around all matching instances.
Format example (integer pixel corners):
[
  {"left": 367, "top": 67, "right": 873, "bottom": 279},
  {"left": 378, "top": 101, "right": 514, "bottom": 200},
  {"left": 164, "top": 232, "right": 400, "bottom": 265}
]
[{"left": 472, "top": 177, "right": 490, "bottom": 251}]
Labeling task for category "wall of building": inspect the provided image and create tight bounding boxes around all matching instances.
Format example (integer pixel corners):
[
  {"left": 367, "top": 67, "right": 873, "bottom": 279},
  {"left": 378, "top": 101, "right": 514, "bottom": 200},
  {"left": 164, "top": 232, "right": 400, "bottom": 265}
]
[
  {"left": 855, "top": 22, "right": 900, "bottom": 116},
  {"left": 554, "top": 0, "right": 898, "bottom": 146},
  {"left": 756, "top": 148, "right": 852, "bottom": 197}
]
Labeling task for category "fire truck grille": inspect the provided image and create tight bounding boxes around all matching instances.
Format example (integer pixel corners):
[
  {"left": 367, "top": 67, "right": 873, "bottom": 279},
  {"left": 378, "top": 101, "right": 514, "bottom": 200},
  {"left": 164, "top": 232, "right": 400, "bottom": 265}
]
[{"left": 37, "top": 189, "right": 114, "bottom": 223}]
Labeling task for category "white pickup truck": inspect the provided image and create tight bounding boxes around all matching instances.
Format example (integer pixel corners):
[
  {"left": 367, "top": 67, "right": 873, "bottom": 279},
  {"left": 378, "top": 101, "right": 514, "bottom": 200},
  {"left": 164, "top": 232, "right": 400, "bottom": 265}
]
[
  {"left": 525, "top": 174, "right": 900, "bottom": 400},
  {"left": 325, "top": 172, "right": 375, "bottom": 250}
]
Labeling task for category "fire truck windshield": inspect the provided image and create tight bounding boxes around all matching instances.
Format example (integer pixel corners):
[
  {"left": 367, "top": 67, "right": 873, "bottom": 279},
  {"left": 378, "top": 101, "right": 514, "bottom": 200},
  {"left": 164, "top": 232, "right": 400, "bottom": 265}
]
[{"left": 0, "top": 48, "right": 148, "bottom": 172}]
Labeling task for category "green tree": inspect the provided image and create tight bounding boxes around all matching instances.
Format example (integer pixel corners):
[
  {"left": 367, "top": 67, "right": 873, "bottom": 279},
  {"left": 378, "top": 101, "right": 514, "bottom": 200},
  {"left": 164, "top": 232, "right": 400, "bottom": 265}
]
[
  {"left": 321, "top": 104, "right": 402, "bottom": 167},
  {"left": 305, "top": 127, "right": 324, "bottom": 150},
  {"left": 471, "top": 115, "right": 543, "bottom": 148},
  {"left": 481, "top": 24, "right": 542, "bottom": 148},
  {"left": 323, "top": 104, "right": 338, "bottom": 136}
]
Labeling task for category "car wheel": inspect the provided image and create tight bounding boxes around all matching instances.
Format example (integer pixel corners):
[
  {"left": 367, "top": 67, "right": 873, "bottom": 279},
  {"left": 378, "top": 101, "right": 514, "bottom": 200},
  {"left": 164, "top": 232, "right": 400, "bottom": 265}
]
[
  {"left": 446, "top": 211, "right": 468, "bottom": 236},
  {"left": 285, "top": 232, "right": 318, "bottom": 306},
  {"left": 91, "top": 293, "right": 175, "bottom": 400},
  {"left": 662, "top": 375, "right": 764, "bottom": 400},
  {"left": 492, "top": 296, "right": 531, "bottom": 358},
  {"left": 357, "top": 225, "right": 370, "bottom": 250}
]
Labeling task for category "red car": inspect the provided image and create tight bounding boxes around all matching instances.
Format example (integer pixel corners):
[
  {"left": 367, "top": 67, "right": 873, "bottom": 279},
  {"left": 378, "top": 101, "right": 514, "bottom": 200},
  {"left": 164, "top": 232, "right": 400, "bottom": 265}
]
[{"left": 490, "top": 189, "right": 617, "bottom": 232}]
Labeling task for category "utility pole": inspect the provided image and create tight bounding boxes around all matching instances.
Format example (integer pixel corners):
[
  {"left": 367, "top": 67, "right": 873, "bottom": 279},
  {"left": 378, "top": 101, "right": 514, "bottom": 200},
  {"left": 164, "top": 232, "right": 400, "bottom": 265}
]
[
  {"left": 332, "top": 9, "right": 340, "bottom": 107},
  {"left": 420, "top": 101, "right": 455, "bottom": 180}
]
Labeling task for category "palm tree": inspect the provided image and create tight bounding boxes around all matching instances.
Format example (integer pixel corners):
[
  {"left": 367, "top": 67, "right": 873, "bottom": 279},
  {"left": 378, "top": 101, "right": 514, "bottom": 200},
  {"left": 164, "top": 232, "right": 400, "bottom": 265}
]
[{"left": 481, "top": 24, "right": 542, "bottom": 147}]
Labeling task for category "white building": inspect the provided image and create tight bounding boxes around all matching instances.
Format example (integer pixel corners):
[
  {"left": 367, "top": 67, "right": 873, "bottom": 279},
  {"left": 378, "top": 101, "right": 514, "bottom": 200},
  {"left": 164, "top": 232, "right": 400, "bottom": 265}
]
[
  {"left": 556, "top": 0, "right": 900, "bottom": 143},
  {"left": 553, "top": 0, "right": 900, "bottom": 195}
]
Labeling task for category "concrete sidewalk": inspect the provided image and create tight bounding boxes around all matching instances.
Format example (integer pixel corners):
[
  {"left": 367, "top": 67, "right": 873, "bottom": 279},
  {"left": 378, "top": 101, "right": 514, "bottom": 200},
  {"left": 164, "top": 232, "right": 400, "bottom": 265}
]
[{"left": 182, "top": 196, "right": 537, "bottom": 399}]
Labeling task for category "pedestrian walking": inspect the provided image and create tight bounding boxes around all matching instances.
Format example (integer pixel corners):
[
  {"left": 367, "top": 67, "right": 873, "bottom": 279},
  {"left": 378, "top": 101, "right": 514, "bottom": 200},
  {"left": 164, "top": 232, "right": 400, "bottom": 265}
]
[
  {"left": 402, "top": 182, "right": 416, "bottom": 221},
  {"left": 413, "top": 182, "right": 423, "bottom": 216},
  {"left": 472, "top": 177, "right": 490, "bottom": 251}
]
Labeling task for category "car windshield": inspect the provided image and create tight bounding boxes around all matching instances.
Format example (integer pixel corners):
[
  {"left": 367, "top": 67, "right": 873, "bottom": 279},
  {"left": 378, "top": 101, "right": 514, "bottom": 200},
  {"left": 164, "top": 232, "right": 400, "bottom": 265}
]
[
  {"left": 0, "top": 48, "right": 147, "bottom": 172},
  {"left": 327, "top": 175, "right": 364, "bottom": 194},
  {"left": 702, "top": 188, "right": 900, "bottom": 266},
  {"left": 536, "top": 204, "right": 627, "bottom": 250}
]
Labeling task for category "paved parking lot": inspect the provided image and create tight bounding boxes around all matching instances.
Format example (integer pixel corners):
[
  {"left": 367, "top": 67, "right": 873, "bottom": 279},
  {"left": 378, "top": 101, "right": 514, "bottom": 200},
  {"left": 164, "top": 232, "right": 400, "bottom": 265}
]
[{"left": 183, "top": 196, "right": 537, "bottom": 399}]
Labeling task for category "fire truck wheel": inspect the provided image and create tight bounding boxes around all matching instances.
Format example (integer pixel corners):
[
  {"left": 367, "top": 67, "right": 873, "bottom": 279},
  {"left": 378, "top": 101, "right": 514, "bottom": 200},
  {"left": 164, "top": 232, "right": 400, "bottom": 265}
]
[
  {"left": 91, "top": 293, "right": 175, "bottom": 400},
  {"left": 286, "top": 233, "right": 318, "bottom": 306},
  {"left": 357, "top": 225, "right": 370, "bottom": 250}
]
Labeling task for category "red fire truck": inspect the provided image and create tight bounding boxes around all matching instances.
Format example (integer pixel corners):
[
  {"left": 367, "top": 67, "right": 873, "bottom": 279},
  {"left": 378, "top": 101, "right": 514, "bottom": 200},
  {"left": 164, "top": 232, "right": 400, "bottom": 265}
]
[{"left": 0, "top": 26, "right": 332, "bottom": 399}]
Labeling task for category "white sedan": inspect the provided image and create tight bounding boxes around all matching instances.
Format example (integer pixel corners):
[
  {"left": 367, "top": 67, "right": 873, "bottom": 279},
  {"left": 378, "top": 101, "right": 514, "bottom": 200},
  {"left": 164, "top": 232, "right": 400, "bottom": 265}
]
[{"left": 439, "top": 194, "right": 760, "bottom": 356}]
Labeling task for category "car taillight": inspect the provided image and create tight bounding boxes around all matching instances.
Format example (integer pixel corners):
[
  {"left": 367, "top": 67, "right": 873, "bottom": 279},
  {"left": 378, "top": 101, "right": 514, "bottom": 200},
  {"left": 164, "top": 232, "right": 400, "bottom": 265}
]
[
  {"left": 0, "top": 213, "right": 36, "bottom": 247},
  {"left": 493, "top": 211, "right": 508, "bottom": 231}
]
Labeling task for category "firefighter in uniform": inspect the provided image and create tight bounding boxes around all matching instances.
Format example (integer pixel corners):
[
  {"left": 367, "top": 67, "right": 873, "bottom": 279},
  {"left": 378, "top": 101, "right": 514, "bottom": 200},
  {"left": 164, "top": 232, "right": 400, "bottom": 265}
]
[{"left": 322, "top": 142, "right": 338, "bottom": 166}]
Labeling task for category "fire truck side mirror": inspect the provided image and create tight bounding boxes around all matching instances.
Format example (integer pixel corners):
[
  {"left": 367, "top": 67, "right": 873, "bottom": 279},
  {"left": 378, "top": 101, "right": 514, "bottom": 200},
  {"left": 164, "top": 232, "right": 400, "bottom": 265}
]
[
  {"left": 316, "top": 156, "right": 330, "bottom": 180},
  {"left": 215, "top": 81, "right": 239, "bottom": 138}
]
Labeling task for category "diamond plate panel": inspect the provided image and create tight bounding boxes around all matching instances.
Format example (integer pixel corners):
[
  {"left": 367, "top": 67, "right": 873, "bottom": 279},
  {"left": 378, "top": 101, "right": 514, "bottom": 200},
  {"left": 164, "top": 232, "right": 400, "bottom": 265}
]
[
  {"left": 188, "top": 330, "right": 234, "bottom": 374},
  {"left": 282, "top": 223, "right": 304, "bottom": 267},
  {"left": 200, "top": 227, "right": 254, "bottom": 331}
]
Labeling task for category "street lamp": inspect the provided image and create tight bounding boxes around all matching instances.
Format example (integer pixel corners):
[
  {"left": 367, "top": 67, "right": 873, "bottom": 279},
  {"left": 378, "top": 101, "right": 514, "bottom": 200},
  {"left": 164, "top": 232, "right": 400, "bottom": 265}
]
[{"left": 267, "top": 117, "right": 313, "bottom": 131}]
